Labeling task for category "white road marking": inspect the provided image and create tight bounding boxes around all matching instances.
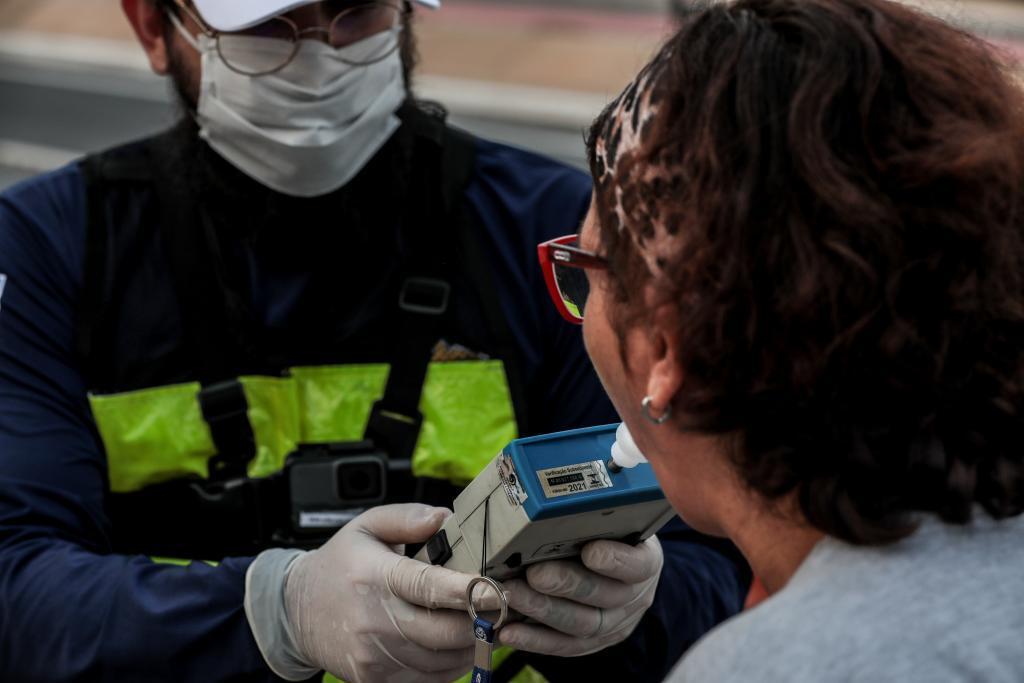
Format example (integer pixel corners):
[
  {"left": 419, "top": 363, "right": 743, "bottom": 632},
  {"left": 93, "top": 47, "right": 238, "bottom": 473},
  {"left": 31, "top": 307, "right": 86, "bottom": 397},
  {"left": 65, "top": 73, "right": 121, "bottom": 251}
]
[{"left": 0, "top": 139, "right": 82, "bottom": 174}]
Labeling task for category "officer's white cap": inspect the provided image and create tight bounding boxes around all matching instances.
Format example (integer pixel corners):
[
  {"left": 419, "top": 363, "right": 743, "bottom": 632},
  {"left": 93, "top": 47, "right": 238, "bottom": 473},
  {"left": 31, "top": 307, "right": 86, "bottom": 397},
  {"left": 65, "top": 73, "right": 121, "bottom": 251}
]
[{"left": 192, "top": 0, "right": 440, "bottom": 32}]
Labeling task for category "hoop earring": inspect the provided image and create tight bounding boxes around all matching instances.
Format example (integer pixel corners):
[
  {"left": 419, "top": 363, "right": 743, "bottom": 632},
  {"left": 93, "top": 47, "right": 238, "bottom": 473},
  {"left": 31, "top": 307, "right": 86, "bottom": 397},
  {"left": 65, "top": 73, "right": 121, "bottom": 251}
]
[{"left": 642, "top": 396, "right": 671, "bottom": 425}]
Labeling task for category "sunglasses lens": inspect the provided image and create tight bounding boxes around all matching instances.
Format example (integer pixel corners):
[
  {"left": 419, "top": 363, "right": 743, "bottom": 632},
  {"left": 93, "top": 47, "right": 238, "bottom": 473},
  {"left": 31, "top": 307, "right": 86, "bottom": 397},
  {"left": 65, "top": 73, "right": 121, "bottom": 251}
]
[{"left": 553, "top": 262, "right": 590, "bottom": 321}]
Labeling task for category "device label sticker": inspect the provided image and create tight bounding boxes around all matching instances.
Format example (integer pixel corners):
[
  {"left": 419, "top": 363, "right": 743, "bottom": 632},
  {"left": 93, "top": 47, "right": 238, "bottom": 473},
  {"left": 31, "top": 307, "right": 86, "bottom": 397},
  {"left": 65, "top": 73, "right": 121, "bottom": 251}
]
[
  {"left": 299, "top": 509, "right": 364, "bottom": 528},
  {"left": 537, "top": 460, "right": 612, "bottom": 499},
  {"left": 498, "top": 452, "right": 529, "bottom": 507}
]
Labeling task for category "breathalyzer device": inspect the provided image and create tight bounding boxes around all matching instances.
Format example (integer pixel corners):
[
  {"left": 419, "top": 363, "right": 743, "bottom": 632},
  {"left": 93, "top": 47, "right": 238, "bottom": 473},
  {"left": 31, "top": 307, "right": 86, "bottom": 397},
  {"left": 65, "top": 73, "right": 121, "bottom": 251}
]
[{"left": 415, "top": 423, "right": 674, "bottom": 580}]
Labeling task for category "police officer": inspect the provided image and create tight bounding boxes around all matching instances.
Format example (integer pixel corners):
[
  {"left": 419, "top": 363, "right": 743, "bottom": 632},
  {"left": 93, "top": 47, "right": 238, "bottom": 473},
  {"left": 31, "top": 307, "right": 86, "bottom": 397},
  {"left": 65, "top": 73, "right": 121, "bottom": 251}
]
[{"left": 0, "top": 0, "right": 749, "bottom": 681}]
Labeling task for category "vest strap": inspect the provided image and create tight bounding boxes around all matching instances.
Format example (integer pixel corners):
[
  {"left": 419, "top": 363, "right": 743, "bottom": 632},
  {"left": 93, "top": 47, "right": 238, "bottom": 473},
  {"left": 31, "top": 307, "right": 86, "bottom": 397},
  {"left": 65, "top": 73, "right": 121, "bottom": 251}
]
[
  {"left": 198, "top": 380, "right": 257, "bottom": 480},
  {"left": 362, "top": 111, "right": 477, "bottom": 459}
]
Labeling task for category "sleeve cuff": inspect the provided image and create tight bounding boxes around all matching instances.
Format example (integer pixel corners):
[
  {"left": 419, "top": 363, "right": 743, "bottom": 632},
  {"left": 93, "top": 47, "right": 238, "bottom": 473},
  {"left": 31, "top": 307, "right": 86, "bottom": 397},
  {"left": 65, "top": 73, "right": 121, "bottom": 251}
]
[{"left": 244, "top": 548, "right": 319, "bottom": 682}]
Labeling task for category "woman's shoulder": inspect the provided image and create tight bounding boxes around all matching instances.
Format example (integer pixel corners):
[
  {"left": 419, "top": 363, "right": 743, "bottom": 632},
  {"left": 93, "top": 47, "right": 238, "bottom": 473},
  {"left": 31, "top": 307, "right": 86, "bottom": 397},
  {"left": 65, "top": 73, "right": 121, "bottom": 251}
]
[
  {"left": 667, "top": 577, "right": 839, "bottom": 683},
  {"left": 672, "top": 514, "right": 1024, "bottom": 683}
]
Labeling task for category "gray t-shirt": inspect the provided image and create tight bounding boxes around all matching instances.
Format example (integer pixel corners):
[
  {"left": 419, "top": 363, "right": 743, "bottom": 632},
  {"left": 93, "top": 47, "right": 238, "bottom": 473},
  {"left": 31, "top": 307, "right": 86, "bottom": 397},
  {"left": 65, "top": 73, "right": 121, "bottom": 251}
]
[{"left": 672, "top": 513, "right": 1024, "bottom": 682}]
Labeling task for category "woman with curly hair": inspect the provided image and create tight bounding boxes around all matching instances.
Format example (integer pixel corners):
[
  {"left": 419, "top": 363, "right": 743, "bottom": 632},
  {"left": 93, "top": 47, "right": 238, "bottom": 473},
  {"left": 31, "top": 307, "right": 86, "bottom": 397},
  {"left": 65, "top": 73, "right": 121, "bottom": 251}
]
[{"left": 537, "top": 0, "right": 1024, "bottom": 679}]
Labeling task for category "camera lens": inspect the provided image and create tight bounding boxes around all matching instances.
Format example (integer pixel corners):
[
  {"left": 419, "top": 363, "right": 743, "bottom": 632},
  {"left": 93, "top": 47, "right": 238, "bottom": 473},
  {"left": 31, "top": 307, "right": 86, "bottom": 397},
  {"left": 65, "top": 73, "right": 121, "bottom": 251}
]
[
  {"left": 337, "top": 461, "right": 384, "bottom": 502},
  {"left": 347, "top": 468, "right": 371, "bottom": 495}
]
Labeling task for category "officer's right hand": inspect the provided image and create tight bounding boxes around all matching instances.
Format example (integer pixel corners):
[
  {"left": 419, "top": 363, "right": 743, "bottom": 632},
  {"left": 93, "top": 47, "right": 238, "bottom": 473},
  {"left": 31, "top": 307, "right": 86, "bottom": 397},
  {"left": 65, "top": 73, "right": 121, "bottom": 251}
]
[{"left": 245, "top": 504, "right": 492, "bottom": 683}]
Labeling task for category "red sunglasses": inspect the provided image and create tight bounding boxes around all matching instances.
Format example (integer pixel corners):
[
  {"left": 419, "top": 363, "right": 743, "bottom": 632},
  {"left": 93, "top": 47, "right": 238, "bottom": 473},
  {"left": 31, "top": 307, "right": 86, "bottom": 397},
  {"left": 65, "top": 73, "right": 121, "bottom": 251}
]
[{"left": 537, "top": 234, "right": 609, "bottom": 324}]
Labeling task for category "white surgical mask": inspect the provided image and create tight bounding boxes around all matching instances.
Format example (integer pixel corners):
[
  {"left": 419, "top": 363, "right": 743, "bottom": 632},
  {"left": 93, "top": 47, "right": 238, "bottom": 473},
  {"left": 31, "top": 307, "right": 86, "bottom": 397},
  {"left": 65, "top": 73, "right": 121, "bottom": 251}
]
[{"left": 171, "top": 15, "right": 406, "bottom": 197}]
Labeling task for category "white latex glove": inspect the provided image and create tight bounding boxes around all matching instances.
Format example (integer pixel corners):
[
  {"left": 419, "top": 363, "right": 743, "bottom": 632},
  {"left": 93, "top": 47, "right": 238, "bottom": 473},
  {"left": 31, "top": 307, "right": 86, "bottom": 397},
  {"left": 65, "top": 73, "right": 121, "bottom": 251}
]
[
  {"left": 245, "top": 504, "right": 495, "bottom": 683},
  {"left": 499, "top": 535, "right": 663, "bottom": 657}
]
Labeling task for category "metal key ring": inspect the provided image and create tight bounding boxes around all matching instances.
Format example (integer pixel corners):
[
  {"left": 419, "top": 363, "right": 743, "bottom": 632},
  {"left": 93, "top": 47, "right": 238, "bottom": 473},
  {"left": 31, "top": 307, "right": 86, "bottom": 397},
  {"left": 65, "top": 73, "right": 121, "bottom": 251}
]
[{"left": 466, "top": 575, "right": 509, "bottom": 630}]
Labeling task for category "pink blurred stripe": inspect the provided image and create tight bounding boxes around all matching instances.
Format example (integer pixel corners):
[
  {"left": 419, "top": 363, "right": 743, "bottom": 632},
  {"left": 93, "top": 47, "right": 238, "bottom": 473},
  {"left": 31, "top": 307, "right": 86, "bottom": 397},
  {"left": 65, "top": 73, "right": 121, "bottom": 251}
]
[
  {"left": 427, "top": 3, "right": 1024, "bottom": 62},
  {"left": 424, "top": 1, "right": 672, "bottom": 34},
  {"left": 992, "top": 38, "right": 1024, "bottom": 64}
]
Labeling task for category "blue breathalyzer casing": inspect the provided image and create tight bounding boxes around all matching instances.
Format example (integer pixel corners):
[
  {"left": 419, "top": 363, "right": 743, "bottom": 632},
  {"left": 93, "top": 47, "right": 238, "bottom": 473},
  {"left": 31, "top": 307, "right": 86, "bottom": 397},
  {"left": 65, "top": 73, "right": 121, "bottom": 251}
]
[{"left": 415, "top": 424, "right": 674, "bottom": 580}]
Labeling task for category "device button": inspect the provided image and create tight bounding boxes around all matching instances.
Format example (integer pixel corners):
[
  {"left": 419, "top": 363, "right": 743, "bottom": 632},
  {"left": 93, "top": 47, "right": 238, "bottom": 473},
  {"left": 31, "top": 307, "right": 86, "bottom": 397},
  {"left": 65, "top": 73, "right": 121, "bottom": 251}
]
[{"left": 425, "top": 529, "right": 453, "bottom": 566}]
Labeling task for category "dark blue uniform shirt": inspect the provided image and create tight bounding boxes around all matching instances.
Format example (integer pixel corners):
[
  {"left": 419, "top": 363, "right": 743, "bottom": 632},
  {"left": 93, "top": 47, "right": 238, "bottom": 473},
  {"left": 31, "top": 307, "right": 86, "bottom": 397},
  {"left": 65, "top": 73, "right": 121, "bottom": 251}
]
[{"left": 0, "top": 136, "right": 748, "bottom": 681}]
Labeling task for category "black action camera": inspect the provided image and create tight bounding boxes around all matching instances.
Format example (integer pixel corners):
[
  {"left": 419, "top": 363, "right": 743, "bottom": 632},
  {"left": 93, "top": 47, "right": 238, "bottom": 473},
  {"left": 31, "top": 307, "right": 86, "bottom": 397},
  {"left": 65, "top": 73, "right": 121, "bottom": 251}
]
[{"left": 285, "top": 441, "right": 388, "bottom": 538}]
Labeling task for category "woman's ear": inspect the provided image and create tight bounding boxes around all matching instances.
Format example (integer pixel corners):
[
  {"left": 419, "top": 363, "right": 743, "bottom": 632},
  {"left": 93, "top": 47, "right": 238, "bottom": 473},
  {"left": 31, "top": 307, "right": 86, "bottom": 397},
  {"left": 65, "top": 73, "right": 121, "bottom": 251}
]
[
  {"left": 123, "top": 0, "right": 172, "bottom": 75},
  {"left": 644, "top": 301, "right": 684, "bottom": 418}
]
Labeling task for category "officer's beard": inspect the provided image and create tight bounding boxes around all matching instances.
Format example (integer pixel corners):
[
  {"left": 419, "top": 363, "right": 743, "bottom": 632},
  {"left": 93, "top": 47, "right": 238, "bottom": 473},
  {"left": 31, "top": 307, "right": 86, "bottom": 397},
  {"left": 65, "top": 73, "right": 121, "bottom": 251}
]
[
  {"left": 164, "top": 34, "right": 200, "bottom": 119},
  {"left": 162, "top": 40, "right": 277, "bottom": 213}
]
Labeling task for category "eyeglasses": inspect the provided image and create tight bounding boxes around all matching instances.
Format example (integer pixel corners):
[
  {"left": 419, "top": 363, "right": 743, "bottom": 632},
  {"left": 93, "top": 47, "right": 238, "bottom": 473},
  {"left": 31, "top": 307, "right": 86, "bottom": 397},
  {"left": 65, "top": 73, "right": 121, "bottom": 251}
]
[
  {"left": 537, "top": 234, "right": 608, "bottom": 325},
  {"left": 168, "top": 0, "right": 406, "bottom": 76}
]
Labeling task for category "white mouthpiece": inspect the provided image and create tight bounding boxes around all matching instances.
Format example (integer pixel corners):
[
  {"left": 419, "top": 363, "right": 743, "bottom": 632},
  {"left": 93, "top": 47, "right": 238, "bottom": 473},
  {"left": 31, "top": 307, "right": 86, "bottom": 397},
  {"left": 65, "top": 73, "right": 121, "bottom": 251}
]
[{"left": 609, "top": 422, "right": 648, "bottom": 469}]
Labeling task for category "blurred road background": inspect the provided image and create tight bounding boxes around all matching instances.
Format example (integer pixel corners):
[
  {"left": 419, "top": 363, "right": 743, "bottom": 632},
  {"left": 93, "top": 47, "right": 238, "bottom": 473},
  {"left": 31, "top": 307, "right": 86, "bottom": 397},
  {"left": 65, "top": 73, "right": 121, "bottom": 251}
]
[{"left": 2, "top": 0, "right": 1023, "bottom": 190}]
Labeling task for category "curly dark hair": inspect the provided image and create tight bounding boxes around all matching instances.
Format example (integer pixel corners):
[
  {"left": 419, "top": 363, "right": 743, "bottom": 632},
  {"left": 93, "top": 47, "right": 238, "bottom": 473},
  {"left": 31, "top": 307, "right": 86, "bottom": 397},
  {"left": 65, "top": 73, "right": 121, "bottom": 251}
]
[{"left": 588, "top": 0, "right": 1024, "bottom": 545}]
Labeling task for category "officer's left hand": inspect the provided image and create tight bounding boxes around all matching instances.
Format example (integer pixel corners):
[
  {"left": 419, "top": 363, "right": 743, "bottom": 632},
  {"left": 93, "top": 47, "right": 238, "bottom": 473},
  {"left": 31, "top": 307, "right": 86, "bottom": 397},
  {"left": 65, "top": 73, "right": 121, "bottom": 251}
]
[{"left": 498, "top": 535, "right": 663, "bottom": 656}]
